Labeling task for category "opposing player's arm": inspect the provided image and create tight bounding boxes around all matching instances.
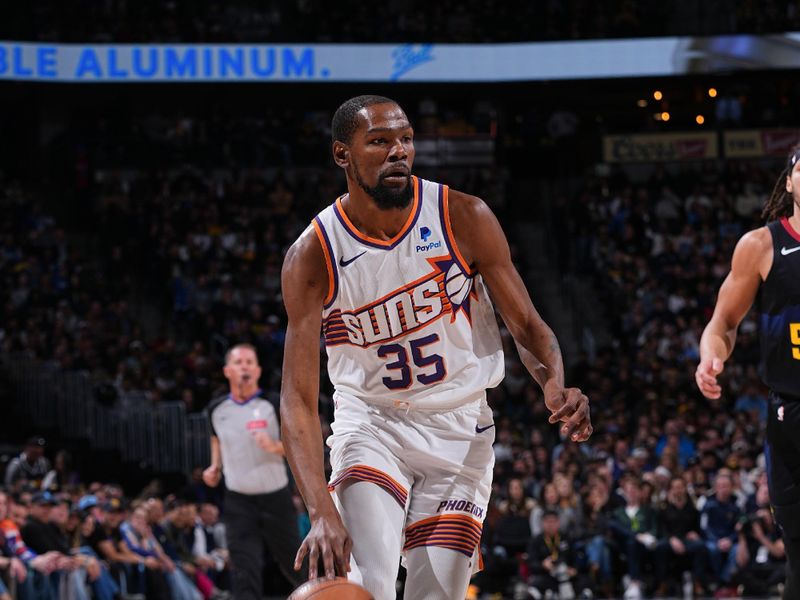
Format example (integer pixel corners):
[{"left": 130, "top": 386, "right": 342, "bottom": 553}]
[
  {"left": 448, "top": 190, "right": 591, "bottom": 442},
  {"left": 697, "top": 228, "right": 771, "bottom": 399},
  {"left": 280, "top": 226, "right": 352, "bottom": 579}
]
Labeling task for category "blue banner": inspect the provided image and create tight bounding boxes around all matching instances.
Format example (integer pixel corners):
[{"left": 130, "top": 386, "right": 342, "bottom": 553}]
[{"left": 1, "top": 35, "right": 799, "bottom": 83}]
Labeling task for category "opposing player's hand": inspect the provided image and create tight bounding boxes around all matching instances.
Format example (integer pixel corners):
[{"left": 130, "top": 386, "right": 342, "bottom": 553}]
[
  {"left": 202, "top": 465, "right": 222, "bottom": 487},
  {"left": 695, "top": 357, "right": 723, "bottom": 399},
  {"left": 545, "top": 383, "right": 592, "bottom": 442},
  {"left": 295, "top": 511, "right": 352, "bottom": 580}
]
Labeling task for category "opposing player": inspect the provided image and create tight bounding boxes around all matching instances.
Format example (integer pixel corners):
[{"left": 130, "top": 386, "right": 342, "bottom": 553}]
[
  {"left": 696, "top": 145, "right": 800, "bottom": 599},
  {"left": 280, "top": 95, "right": 592, "bottom": 600}
]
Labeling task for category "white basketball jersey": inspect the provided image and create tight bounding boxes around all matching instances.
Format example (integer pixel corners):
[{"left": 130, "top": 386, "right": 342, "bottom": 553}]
[{"left": 312, "top": 176, "right": 504, "bottom": 410}]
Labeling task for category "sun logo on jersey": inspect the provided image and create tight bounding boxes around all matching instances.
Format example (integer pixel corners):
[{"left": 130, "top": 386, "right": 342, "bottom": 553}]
[{"left": 323, "top": 255, "right": 478, "bottom": 348}]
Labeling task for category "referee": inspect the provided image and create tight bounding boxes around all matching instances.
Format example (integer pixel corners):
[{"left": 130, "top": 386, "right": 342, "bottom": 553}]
[{"left": 204, "top": 343, "right": 302, "bottom": 598}]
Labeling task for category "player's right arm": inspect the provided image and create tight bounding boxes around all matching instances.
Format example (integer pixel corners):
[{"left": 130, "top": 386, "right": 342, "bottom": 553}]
[
  {"left": 697, "top": 228, "right": 771, "bottom": 399},
  {"left": 280, "top": 226, "right": 352, "bottom": 580}
]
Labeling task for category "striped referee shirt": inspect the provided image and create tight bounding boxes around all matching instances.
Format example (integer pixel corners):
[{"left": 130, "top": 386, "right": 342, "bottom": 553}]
[{"left": 207, "top": 391, "right": 288, "bottom": 495}]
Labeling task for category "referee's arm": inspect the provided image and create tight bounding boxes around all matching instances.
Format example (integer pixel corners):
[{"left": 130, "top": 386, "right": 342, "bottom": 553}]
[
  {"left": 203, "top": 436, "right": 223, "bottom": 487},
  {"left": 253, "top": 431, "right": 285, "bottom": 456}
]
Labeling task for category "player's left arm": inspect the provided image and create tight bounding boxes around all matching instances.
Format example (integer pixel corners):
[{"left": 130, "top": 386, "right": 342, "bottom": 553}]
[{"left": 448, "top": 190, "right": 592, "bottom": 442}]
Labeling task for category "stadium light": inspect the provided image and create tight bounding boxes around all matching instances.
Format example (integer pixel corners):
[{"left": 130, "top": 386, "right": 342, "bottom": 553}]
[
  {"left": 696, "top": 115, "right": 705, "bottom": 125},
  {"left": 637, "top": 99, "right": 648, "bottom": 108},
  {"left": 708, "top": 87, "right": 718, "bottom": 98},
  {"left": 653, "top": 90, "right": 663, "bottom": 101},
  {"left": 661, "top": 111, "right": 670, "bottom": 121}
]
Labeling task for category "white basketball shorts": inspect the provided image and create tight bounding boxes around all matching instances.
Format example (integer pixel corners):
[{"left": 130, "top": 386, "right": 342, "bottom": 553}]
[{"left": 326, "top": 390, "right": 495, "bottom": 571}]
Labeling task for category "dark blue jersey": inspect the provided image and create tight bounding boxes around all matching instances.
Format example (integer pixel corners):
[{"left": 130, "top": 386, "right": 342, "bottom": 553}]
[{"left": 759, "top": 218, "right": 800, "bottom": 399}]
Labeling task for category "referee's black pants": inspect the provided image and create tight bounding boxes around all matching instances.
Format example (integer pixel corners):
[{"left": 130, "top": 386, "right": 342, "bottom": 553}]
[
  {"left": 766, "top": 392, "right": 800, "bottom": 600},
  {"left": 224, "top": 486, "right": 303, "bottom": 599}
]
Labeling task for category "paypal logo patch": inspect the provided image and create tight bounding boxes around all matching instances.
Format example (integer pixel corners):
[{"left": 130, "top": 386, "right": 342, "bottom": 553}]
[
  {"left": 420, "top": 226, "right": 431, "bottom": 241},
  {"left": 416, "top": 241, "right": 442, "bottom": 252}
]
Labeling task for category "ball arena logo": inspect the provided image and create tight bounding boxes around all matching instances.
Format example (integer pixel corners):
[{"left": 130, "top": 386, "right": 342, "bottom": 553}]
[{"left": 323, "top": 255, "right": 476, "bottom": 348}]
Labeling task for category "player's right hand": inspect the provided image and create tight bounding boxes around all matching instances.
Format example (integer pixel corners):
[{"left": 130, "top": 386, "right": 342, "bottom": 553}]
[
  {"left": 695, "top": 357, "right": 724, "bottom": 399},
  {"left": 295, "top": 511, "right": 353, "bottom": 580},
  {"left": 202, "top": 464, "right": 221, "bottom": 487}
]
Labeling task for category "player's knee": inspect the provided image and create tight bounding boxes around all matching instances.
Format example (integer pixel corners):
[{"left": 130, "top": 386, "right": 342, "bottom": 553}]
[{"left": 404, "top": 545, "right": 473, "bottom": 600}]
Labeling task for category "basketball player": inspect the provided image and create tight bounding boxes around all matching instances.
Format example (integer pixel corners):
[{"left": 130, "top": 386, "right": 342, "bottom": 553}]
[
  {"left": 280, "top": 95, "right": 592, "bottom": 600},
  {"left": 696, "top": 145, "right": 800, "bottom": 599}
]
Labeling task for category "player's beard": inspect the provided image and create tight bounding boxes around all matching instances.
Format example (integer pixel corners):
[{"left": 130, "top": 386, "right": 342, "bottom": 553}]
[{"left": 352, "top": 161, "right": 413, "bottom": 210}]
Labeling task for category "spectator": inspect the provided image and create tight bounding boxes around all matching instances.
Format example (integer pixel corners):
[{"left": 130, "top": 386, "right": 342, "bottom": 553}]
[
  {"left": 21, "top": 492, "right": 92, "bottom": 600},
  {"left": 79, "top": 495, "right": 133, "bottom": 576},
  {"left": 526, "top": 510, "right": 592, "bottom": 600},
  {"left": 654, "top": 476, "right": 706, "bottom": 597},
  {"left": 160, "top": 500, "right": 228, "bottom": 600},
  {"left": 580, "top": 480, "right": 613, "bottom": 590},
  {"left": 41, "top": 451, "right": 81, "bottom": 492},
  {"left": 733, "top": 484, "right": 785, "bottom": 597},
  {"left": 552, "top": 473, "right": 584, "bottom": 538},
  {"left": 0, "top": 491, "right": 29, "bottom": 600},
  {"left": 118, "top": 506, "right": 174, "bottom": 600},
  {"left": 192, "top": 503, "right": 229, "bottom": 589},
  {"left": 4, "top": 438, "right": 51, "bottom": 491},
  {"left": 700, "top": 473, "right": 741, "bottom": 592},
  {"left": 493, "top": 478, "right": 535, "bottom": 556},
  {"left": 530, "top": 482, "right": 560, "bottom": 537},
  {"left": 50, "top": 498, "right": 118, "bottom": 600},
  {"left": 609, "top": 476, "right": 658, "bottom": 599},
  {"left": 0, "top": 494, "right": 62, "bottom": 599},
  {"left": 733, "top": 382, "right": 767, "bottom": 422}
]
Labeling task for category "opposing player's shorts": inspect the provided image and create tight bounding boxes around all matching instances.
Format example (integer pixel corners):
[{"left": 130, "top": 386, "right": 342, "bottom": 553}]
[
  {"left": 766, "top": 391, "right": 800, "bottom": 538},
  {"left": 327, "top": 390, "right": 495, "bottom": 572}
]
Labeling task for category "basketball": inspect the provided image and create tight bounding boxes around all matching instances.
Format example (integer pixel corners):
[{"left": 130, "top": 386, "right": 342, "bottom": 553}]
[
  {"left": 288, "top": 577, "right": 373, "bottom": 600},
  {"left": 445, "top": 262, "right": 472, "bottom": 306}
]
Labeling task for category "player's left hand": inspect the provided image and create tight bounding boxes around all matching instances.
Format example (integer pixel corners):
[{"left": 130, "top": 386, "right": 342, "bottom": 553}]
[{"left": 545, "top": 383, "right": 592, "bottom": 442}]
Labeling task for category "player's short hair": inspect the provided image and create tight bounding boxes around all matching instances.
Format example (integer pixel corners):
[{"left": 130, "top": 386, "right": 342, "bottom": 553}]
[
  {"left": 332, "top": 95, "right": 399, "bottom": 144},
  {"left": 224, "top": 343, "right": 258, "bottom": 365}
]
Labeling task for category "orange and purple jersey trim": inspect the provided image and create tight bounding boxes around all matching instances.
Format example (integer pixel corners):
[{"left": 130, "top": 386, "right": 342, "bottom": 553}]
[
  {"left": 328, "top": 464, "right": 409, "bottom": 507},
  {"left": 403, "top": 513, "right": 483, "bottom": 558}
]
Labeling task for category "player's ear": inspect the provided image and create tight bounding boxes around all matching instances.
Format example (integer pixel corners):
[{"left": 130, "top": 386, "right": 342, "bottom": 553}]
[
  {"left": 333, "top": 141, "right": 349, "bottom": 168},
  {"left": 787, "top": 174, "right": 793, "bottom": 194}
]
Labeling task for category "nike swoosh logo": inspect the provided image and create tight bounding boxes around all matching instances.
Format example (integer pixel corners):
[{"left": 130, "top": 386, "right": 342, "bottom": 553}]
[
  {"left": 781, "top": 246, "right": 800, "bottom": 256},
  {"left": 475, "top": 424, "right": 495, "bottom": 433},
  {"left": 339, "top": 251, "right": 367, "bottom": 267}
]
